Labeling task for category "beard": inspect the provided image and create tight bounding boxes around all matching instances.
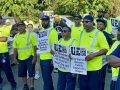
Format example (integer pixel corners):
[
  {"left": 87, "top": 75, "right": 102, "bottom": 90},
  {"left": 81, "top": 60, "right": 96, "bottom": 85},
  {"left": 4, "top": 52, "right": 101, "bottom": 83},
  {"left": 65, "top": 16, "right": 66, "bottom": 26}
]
[
  {"left": 42, "top": 24, "right": 49, "bottom": 29},
  {"left": 98, "top": 15, "right": 103, "bottom": 18}
]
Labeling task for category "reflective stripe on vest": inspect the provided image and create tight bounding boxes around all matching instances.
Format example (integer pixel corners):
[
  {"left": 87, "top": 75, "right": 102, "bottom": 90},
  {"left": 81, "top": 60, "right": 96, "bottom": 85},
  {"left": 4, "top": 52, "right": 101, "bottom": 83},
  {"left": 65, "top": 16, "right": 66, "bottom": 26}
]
[
  {"left": 1, "top": 26, "right": 6, "bottom": 37},
  {"left": 70, "top": 25, "right": 73, "bottom": 30},
  {"left": 80, "top": 30, "right": 100, "bottom": 54},
  {"left": 113, "top": 41, "right": 119, "bottom": 51},
  {"left": 15, "top": 32, "right": 33, "bottom": 50}
]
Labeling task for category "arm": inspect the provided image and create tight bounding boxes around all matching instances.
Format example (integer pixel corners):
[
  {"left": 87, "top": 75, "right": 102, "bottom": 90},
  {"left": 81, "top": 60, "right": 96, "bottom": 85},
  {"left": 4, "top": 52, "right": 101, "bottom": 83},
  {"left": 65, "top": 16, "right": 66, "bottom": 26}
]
[
  {"left": 13, "top": 48, "right": 18, "bottom": 65},
  {"left": 0, "top": 37, "right": 7, "bottom": 42},
  {"left": 85, "top": 49, "right": 108, "bottom": 61},
  {"left": 107, "top": 55, "right": 120, "bottom": 67},
  {"left": 32, "top": 46, "right": 37, "bottom": 64}
]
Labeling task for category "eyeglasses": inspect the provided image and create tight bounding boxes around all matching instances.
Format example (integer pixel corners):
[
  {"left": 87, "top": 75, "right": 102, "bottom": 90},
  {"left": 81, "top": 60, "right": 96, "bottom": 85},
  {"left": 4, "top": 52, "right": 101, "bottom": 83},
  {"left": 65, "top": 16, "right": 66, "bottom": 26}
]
[
  {"left": 61, "top": 30, "right": 69, "bottom": 33},
  {"left": 82, "top": 21, "right": 91, "bottom": 23}
]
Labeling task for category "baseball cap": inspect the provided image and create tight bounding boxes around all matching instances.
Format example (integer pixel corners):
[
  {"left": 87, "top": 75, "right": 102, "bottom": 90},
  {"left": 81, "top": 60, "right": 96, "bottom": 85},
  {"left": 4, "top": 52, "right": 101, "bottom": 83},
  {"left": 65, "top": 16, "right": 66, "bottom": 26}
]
[
  {"left": 5, "top": 19, "right": 10, "bottom": 23},
  {"left": 74, "top": 14, "right": 82, "bottom": 19},
  {"left": 41, "top": 15, "right": 50, "bottom": 20},
  {"left": 96, "top": 18, "right": 107, "bottom": 26},
  {"left": 17, "top": 21, "right": 25, "bottom": 26},
  {"left": 83, "top": 15, "right": 94, "bottom": 22},
  {"left": 116, "top": 25, "right": 120, "bottom": 30},
  {"left": 97, "top": 9, "right": 104, "bottom": 13},
  {"left": 0, "top": 15, "right": 2, "bottom": 19},
  {"left": 26, "top": 17, "right": 29, "bottom": 19}
]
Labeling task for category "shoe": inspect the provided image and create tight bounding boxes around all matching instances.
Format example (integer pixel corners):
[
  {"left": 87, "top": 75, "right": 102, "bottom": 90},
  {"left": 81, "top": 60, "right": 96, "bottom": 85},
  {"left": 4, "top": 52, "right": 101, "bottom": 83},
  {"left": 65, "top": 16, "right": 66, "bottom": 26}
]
[
  {"left": 108, "top": 68, "right": 112, "bottom": 73},
  {"left": 30, "top": 87, "right": 35, "bottom": 90},
  {"left": 11, "top": 85, "right": 16, "bottom": 90},
  {"left": 11, "top": 63, "right": 16, "bottom": 66},
  {"left": 27, "top": 73, "right": 29, "bottom": 79},
  {"left": 54, "top": 69, "right": 58, "bottom": 73},
  {"left": 34, "top": 73, "right": 40, "bottom": 80},
  {"left": 23, "top": 84, "right": 29, "bottom": 90}
]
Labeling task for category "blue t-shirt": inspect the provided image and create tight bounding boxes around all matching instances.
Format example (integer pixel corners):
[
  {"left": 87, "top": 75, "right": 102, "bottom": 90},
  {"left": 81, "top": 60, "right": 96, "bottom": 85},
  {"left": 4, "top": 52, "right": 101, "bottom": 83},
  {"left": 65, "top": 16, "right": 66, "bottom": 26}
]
[
  {"left": 110, "top": 44, "right": 120, "bottom": 57},
  {"left": 110, "top": 44, "right": 120, "bottom": 90},
  {"left": 103, "top": 31, "right": 113, "bottom": 45}
]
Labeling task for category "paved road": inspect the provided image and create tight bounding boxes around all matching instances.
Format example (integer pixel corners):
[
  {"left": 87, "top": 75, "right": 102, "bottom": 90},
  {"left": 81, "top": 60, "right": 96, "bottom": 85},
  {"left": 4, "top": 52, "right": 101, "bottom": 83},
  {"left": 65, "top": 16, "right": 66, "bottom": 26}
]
[{"left": 1, "top": 56, "right": 111, "bottom": 90}]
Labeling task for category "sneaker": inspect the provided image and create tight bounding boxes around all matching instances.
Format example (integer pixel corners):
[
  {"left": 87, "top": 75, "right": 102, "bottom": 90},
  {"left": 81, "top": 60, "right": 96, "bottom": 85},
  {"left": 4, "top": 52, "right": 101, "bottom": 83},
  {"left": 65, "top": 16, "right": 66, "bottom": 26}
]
[
  {"left": 23, "top": 84, "right": 29, "bottom": 90},
  {"left": 27, "top": 73, "right": 29, "bottom": 79},
  {"left": 11, "top": 85, "right": 16, "bottom": 90},
  {"left": 54, "top": 69, "right": 58, "bottom": 73},
  {"left": 30, "top": 87, "right": 35, "bottom": 90},
  {"left": 34, "top": 73, "right": 40, "bottom": 80}
]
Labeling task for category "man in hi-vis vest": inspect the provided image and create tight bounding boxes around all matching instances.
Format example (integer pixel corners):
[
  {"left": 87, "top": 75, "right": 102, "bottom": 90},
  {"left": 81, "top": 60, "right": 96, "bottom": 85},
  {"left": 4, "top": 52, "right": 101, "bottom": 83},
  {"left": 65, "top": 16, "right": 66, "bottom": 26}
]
[
  {"left": 0, "top": 15, "right": 17, "bottom": 90},
  {"left": 13, "top": 21, "right": 37, "bottom": 90},
  {"left": 78, "top": 15, "right": 109, "bottom": 90},
  {"left": 39, "top": 15, "right": 58, "bottom": 90}
]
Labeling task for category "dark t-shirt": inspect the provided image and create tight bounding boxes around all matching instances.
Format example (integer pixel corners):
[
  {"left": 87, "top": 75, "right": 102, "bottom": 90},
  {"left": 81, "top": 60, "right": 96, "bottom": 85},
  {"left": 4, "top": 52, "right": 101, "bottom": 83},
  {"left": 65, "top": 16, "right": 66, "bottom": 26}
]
[
  {"left": 103, "top": 31, "right": 113, "bottom": 45},
  {"left": 11, "top": 24, "right": 18, "bottom": 37},
  {"left": 54, "top": 22, "right": 67, "bottom": 40}
]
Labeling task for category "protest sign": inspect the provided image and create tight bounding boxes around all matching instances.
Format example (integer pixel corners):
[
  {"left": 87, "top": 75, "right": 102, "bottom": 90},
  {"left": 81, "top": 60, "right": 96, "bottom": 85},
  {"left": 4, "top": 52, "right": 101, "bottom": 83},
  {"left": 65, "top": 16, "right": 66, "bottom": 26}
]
[
  {"left": 70, "top": 46, "right": 87, "bottom": 75},
  {"left": 43, "top": 11, "right": 54, "bottom": 27},
  {"left": 102, "top": 55, "right": 108, "bottom": 67},
  {"left": 37, "top": 29, "right": 50, "bottom": 54},
  {"left": 52, "top": 42, "right": 71, "bottom": 72},
  {"left": 110, "top": 18, "right": 120, "bottom": 39}
]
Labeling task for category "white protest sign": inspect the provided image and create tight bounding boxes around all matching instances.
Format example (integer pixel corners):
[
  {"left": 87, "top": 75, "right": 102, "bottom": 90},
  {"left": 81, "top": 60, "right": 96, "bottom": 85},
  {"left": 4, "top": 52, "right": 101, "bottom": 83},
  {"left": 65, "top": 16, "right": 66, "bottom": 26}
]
[
  {"left": 110, "top": 18, "right": 120, "bottom": 40},
  {"left": 52, "top": 42, "right": 71, "bottom": 72},
  {"left": 102, "top": 55, "right": 108, "bottom": 67},
  {"left": 37, "top": 29, "right": 50, "bottom": 54},
  {"left": 43, "top": 11, "right": 54, "bottom": 27},
  {"left": 70, "top": 46, "right": 87, "bottom": 75}
]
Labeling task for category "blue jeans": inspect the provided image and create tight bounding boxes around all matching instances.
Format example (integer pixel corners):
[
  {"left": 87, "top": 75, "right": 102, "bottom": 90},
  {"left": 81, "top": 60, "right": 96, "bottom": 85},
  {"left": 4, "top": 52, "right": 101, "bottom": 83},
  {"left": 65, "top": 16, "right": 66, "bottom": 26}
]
[
  {"left": 110, "top": 80, "right": 116, "bottom": 90},
  {"left": 0, "top": 52, "right": 16, "bottom": 86},
  {"left": 40, "top": 59, "right": 54, "bottom": 90},
  {"left": 78, "top": 69, "right": 102, "bottom": 90},
  {"left": 57, "top": 70, "right": 76, "bottom": 90}
]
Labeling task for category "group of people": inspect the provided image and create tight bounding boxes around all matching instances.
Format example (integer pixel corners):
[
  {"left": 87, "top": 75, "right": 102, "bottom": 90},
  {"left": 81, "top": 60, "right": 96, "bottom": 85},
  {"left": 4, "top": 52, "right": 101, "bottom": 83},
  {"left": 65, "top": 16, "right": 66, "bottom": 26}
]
[{"left": 0, "top": 9, "right": 120, "bottom": 90}]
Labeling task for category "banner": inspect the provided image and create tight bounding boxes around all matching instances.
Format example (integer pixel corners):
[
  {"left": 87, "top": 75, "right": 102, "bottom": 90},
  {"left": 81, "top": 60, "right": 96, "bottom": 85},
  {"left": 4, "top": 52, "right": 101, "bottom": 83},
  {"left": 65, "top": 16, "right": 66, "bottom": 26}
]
[
  {"left": 70, "top": 46, "right": 87, "bottom": 75},
  {"left": 52, "top": 42, "right": 71, "bottom": 72},
  {"left": 37, "top": 29, "right": 50, "bottom": 54},
  {"left": 110, "top": 18, "right": 120, "bottom": 40},
  {"left": 43, "top": 11, "right": 54, "bottom": 27}
]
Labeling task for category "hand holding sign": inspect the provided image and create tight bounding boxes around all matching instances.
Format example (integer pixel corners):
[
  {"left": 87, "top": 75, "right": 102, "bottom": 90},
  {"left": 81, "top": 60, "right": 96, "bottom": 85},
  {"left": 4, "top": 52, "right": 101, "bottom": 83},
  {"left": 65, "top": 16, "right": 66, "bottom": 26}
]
[{"left": 85, "top": 54, "right": 95, "bottom": 61}]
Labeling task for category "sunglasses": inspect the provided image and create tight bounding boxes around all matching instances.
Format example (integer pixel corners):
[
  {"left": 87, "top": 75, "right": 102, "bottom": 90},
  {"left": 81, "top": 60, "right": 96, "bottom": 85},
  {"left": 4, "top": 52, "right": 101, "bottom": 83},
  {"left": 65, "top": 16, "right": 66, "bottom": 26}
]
[
  {"left": 82, "top": 21, "right": 91, "bottom": 23},
  {"left": 61, "top": 30, "right": 69, "bottom": 33}
]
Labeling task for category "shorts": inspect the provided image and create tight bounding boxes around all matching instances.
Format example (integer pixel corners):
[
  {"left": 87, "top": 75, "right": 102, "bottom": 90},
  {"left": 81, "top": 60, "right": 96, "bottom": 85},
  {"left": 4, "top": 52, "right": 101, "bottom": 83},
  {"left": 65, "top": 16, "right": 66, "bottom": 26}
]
[{"left": 18, "top": 55, "right": 35, "bottom": 77}]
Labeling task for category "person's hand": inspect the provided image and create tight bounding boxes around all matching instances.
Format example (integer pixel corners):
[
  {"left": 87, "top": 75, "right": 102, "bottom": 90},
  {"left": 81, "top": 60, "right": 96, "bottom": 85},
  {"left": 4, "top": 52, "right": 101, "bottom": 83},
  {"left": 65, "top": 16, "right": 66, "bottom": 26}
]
[
  {"left": 85, "top": 54, "right": 95, "bottom": 61},
  {"left": 72, "top": 73, "right": 77, "bottom": 78},
  {"left": 69, "top": 53, "right": 72, "bottom": 59},
  {"left": 50, "top": 50, "right": 55, "bottom": 55},
  {"left": 110, "top": 34, "right": 115, "bottom": 38},
  {"left": 32, "top": 57, "right": 37, "bottom": 64},
  {"left": 51, "top": 60, "right": 53, "bottom": 67},
  {"left": 14, "top": 58, "right": 19, "bottom": 66}
]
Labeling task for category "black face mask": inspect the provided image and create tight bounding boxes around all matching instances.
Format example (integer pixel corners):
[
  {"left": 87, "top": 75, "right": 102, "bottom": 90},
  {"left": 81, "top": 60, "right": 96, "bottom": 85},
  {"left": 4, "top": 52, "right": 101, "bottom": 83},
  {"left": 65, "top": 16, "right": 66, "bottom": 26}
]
[
  {"left": 117, "top": 34, "right": 120, "bottom": 41},
  {"left": 98, "top": 15, "right": 103, "bottom": 18}
]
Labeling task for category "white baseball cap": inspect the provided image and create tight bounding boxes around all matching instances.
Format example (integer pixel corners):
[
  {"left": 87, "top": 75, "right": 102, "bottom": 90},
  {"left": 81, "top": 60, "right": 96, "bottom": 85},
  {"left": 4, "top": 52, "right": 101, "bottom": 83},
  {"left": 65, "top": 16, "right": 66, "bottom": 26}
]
[{"left": 5, "top": 19, "right": 10, "bottom": 23}]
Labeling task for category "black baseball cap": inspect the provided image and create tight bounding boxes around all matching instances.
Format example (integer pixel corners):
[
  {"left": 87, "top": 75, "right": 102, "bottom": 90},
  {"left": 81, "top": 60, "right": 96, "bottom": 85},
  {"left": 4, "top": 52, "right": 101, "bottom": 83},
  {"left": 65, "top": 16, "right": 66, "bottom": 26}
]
[
  {"left": 74, "top": 14, "right": 82, "bottom": 19},
  {"left": 97, "top": 9, "right": 104, "bottom": 13}
]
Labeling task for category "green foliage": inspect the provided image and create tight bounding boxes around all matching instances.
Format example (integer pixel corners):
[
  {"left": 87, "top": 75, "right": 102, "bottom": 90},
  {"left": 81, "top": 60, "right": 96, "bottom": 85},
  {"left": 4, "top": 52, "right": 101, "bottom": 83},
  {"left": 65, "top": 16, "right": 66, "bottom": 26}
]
[
  {"left": 0, "top": 0, "right": 120, "bottom": 23},
  {"left": 0, "top": 0, "right": 41, "bottom": 23}
]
